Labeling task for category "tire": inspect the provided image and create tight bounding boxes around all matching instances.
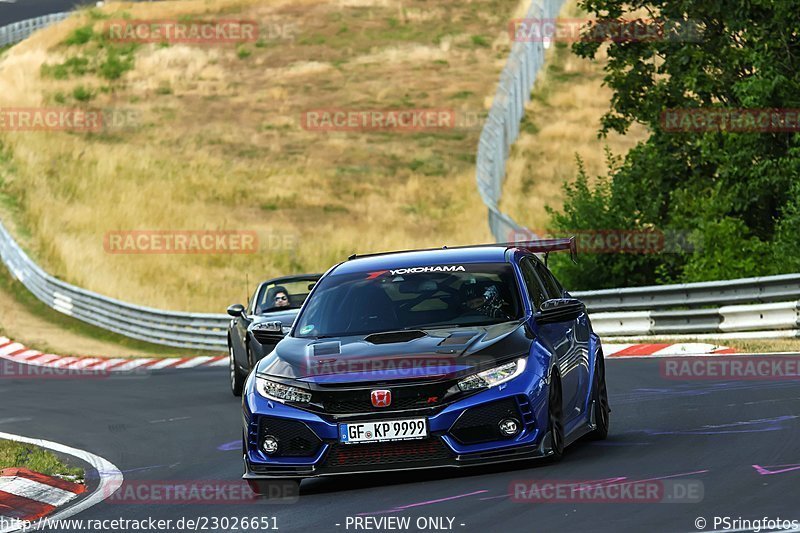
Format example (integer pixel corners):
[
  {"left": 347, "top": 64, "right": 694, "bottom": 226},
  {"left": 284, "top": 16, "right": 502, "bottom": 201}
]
[
  {"left": 546, "top": 370, "right": 565, "bottom": 461},
  {"left": 230, "top": 345, "right": 245, "bottom": 397},
  {"left": 587, "top": 352, "right": 610, "bottom": 440}
]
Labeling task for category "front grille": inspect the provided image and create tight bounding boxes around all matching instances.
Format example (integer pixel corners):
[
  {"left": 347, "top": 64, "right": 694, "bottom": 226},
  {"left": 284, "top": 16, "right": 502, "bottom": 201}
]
[
  {"left": 252, "top": 331, "right": 284, "bottom": 345},
  {"left": 325, "top": 396, "right": 431, "bottom": 413},
  {"left": 313, "top": 382, "right": 453, "bottom": 414},
  {"left": 449, "top": 398, "right": 522, "bottom": 445},
  {"left": 257, "top": 417, "right": 322, "bottom": 457},
  {"left": 324, "top": 438, "right": 453, "bottom": 468}
]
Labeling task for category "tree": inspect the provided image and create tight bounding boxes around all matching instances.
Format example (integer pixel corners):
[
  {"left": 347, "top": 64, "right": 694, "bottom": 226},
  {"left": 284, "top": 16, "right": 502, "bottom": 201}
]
[{"left": 549, "top": 0, "right": 800, "bottom": 289}]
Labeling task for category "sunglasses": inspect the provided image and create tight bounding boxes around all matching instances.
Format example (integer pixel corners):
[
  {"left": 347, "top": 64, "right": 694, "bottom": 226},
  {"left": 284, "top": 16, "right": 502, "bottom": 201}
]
[{"left": 274, "top": 295, "right": 288, "bottom": 301}]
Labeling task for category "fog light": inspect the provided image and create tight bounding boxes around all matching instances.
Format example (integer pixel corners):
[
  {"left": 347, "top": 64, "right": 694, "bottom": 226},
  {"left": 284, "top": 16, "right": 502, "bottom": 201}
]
[
  {"left": 498, "top": 418, "right": 521, "bottom": 437},
  {"left": 262, "top": 436, "right": 279, "bottom": 454}
]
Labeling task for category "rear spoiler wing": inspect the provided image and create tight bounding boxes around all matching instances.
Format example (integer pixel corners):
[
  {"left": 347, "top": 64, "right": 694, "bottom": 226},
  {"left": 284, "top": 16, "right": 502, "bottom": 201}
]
[
  {"left": 504, "top": 237, "right": 578, "bottom": 265},
  {"left": 347, "top": 236, "right": 578, "bottom": 265}
]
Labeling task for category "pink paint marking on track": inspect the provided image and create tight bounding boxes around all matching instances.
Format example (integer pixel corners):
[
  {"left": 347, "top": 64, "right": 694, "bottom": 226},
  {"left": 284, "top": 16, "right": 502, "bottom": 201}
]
[
  {"left": 752, "top": 463, "right": 800, "bottom": 476},
  {"left": 358, "top": 490, "right": 489, "bottom": 516}
]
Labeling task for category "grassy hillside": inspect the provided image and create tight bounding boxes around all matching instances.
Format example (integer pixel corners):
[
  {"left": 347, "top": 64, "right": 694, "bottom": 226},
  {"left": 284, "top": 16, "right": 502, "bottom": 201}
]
[{"left": 0, "top": 0, "right": 531, "bottom": 312}]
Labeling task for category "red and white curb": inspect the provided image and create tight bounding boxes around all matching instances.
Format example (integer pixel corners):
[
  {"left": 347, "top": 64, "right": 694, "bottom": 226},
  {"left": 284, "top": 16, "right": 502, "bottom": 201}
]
[
  {"left": 0, "top": 432, "right": 122, "bottom": 533},
  {"left": 0, "top": 468, "right": 84, "bottom": 529},
  {"left": 0, "top": 337, "right": 227, "bottom": 373},
  {"left": 604, "top": 343, "right": 736, "bottom": 358}
]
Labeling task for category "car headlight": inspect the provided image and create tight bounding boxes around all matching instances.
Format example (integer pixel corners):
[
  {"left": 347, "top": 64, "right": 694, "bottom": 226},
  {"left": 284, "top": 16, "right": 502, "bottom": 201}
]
[
  {"left": 256, "top": 376, "right": 312, "bottom": 403},
  {"left": 457, "top": 358, "right": 527, "bottom": 392}
]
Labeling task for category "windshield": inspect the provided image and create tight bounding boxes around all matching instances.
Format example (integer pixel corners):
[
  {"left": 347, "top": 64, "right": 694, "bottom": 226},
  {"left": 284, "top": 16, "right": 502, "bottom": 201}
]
[
  {"left": 253, "top": 278, "right": 318, "bottom": 314},
  {"left": 293, "top": 263, "right": 522, "bottom": 338}
]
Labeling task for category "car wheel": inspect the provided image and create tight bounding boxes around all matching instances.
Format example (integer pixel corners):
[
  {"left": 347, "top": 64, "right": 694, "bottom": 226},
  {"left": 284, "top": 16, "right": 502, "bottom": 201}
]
[
  {"left": 547, "top": 369, "right": 565, "bottom": 460},
  {"left": 587, "top": 352, "right": 610, "bottom": 440},
  {"left": 230, "top": 345, "right": 245, "bottom": 397}
]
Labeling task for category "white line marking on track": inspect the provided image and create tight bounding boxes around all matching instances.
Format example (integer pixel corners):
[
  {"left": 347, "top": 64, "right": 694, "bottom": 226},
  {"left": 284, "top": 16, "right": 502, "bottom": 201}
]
[
  {"left": 0, "top": 432, "right": 123, "bottom": 533},
  {"left": 602, "top": 344, "right": 634, "bottom": 356},
  {"left": 174, "top": 356, "right": 213, "bottom": 369},
  {"left": 65, "top": 358, "right": 101, "bottom": 369},
  {"left": 110, "top": 359, "right": 153, "bottom": 372},
  {"left": 84, "top": 358, "right": 125, "bottom": 370},
  {"left": 147, "top": 358, "right": 181, "bottom": 369},
  {"left": 0, "top": 343, "right": 24, "bottom": 357},
  {"left": 0, "top": 418, "right": 33, "bottom": 425},
  {"left": 24, "top": 354, "right": 61, "bottom": 365},
  {"left": 0, "top": 477, "right": 76, "bottom": 506},
  {"left": 47, "top": 357, "right": 81, "bottom": 368}
]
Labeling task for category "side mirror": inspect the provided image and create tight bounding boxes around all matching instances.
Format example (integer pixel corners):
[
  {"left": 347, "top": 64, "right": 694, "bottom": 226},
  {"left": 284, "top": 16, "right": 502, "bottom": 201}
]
[
  {"left": 227, "top": 303, "right": 246, "bottom": 317},
  {"left": 535, "top": 298, "right": 585, "bottom": 324}
]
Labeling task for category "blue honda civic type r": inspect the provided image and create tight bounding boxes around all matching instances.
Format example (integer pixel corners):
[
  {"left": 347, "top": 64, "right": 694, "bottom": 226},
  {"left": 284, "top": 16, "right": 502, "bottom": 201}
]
[{"left": 241, "top": 239, "right": 610, "bottom": 491}]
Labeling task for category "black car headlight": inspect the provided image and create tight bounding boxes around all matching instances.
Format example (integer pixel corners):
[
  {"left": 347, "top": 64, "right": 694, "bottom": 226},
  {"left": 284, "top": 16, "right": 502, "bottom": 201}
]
[
  {"left": 457, "top": 358, "right": 527, "bottom": 392},
  {"left": 256, "top": 376, "right": 312, "bottom": 403}
]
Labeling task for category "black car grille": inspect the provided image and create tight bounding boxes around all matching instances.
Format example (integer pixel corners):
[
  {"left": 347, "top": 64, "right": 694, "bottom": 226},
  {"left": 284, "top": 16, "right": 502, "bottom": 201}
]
[
  {"left": 449, "top": 398, "right": 522, "bottom": 445},
  {"left": 324, "top": 438, "right": 453, "bottom": 468},
  {"left": 252, "top": 331, "right": 284, "bottom": 345},
  {"left": 312, "top": 382, "right": 454, "bottom": 414},
  {"left": 256, "top": 416, "right": 322, "bottom": 457}
]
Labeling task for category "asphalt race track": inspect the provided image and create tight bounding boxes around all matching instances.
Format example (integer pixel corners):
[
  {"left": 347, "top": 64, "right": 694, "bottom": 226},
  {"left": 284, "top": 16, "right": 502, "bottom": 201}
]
[{"left": 2, "top": 356, "right": 799, "bottom": 533}]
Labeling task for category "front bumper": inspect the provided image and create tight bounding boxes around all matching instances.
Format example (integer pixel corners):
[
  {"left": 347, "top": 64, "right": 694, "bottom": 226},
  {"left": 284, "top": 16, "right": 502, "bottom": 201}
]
[{"left": 242, "top": 371, "right": 551, "bottom": 479}]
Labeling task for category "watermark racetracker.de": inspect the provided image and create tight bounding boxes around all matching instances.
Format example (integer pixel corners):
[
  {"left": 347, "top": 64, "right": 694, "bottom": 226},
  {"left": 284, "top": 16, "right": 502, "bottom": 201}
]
[
  {"left": 102, "top": 230, "right": 298, "bottom": 255},
  {"left": 104, "top": 19, "right": 259, "bottom": 44},
  {"left": 508, "top": 228, "right": 697, "bottom": 254},
  {"left": 661, "top": 356, "right": 800, "bottom": 381},
  {"left": 102, "top": 480, "right": 298, "bottom": 504},
  {"left": 510, "top": 478, "right": 704, "bottom": 503},
  {"left": 661, "top": 108, "right": 800, "bottom": 133},
  {"left": 509, "top": 17, "right": 702, "bottom": 43},
  {"left": 0, "top": 108, "right": 140, "bottom": 132}
]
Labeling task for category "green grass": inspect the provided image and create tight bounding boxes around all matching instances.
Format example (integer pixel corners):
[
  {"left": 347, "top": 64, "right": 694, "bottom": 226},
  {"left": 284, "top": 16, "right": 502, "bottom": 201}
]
[
  {"left": 236, "top": 46, "right": 252, "bottom": 60},
  {"left": 0, "top": 265, "right": 205, "bottom": 358},
  {"left": 64, "top": 25, "right": 95, "bottom": 46},
  {"left": 470, "top": 35, "right": 490, "bottom": 48},
  {"left": 72, "top": 85, "right": 95, "bottom": 102},
  {"left": 0, "top": 440, "right": 84, "bottom": 481},
  {"left": 40, "top": 25, "right": 138, "bottom": 85}
]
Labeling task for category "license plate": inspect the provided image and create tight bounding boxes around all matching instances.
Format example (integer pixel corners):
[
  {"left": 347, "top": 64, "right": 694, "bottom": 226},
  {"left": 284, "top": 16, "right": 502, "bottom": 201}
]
[{"left": 339, "top": 418, "right": 428, "bottom": 444}]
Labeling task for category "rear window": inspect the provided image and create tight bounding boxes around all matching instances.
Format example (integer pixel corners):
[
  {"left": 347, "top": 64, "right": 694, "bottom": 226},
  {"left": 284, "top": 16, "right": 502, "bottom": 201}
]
[{"left": 293, "top": 263, "right": 522, "bottom": 338}]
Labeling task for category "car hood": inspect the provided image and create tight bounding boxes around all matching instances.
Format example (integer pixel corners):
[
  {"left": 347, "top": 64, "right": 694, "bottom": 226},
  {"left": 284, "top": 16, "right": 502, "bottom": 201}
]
[{"left": 255, "top": 320, "right": 534, "bottom": 384}]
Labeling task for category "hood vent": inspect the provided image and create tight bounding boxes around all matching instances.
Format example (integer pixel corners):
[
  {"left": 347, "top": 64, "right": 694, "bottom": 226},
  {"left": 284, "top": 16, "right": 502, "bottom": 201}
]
[
  {"left": 364, "top": 330, "right": 427, "bottom": 344},
  {"left": 438, "top": 331, "right": 479, "bottom": 347},
  {"left": 311, "top": 342, "right": 341, "bottom": 356}
]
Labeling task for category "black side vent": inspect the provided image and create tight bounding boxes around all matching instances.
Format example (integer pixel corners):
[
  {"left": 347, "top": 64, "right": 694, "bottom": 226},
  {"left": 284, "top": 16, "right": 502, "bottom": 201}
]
[{"left": 364, "top": 330, "right": 427, "bottom": 344}]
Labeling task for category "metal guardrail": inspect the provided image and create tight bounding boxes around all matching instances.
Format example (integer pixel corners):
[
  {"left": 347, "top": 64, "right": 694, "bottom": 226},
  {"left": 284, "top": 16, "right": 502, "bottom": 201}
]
[
  {"left": 0, "top": 5, "right": 798, "bottom": 350},
  {"left": 591, "top": 301, "right": 800, "bottom": 337},
  {"left": 475, "top": 0, "right": 565, "bottom": 242},
  {"left": 0, "top": 13, "right": 69, "bottom": 47},
  {"left": 0, "top": 222, "right": 229, "bottom": 351},
  {"left": 573, "top": 274, "right": 800, "bottom": 312}
]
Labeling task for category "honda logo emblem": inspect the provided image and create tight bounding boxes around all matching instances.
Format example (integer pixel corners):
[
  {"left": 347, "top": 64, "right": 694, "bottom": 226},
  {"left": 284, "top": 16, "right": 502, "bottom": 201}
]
[{"left": 370, "top": 389, "right": 392, "bottom": 408}]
